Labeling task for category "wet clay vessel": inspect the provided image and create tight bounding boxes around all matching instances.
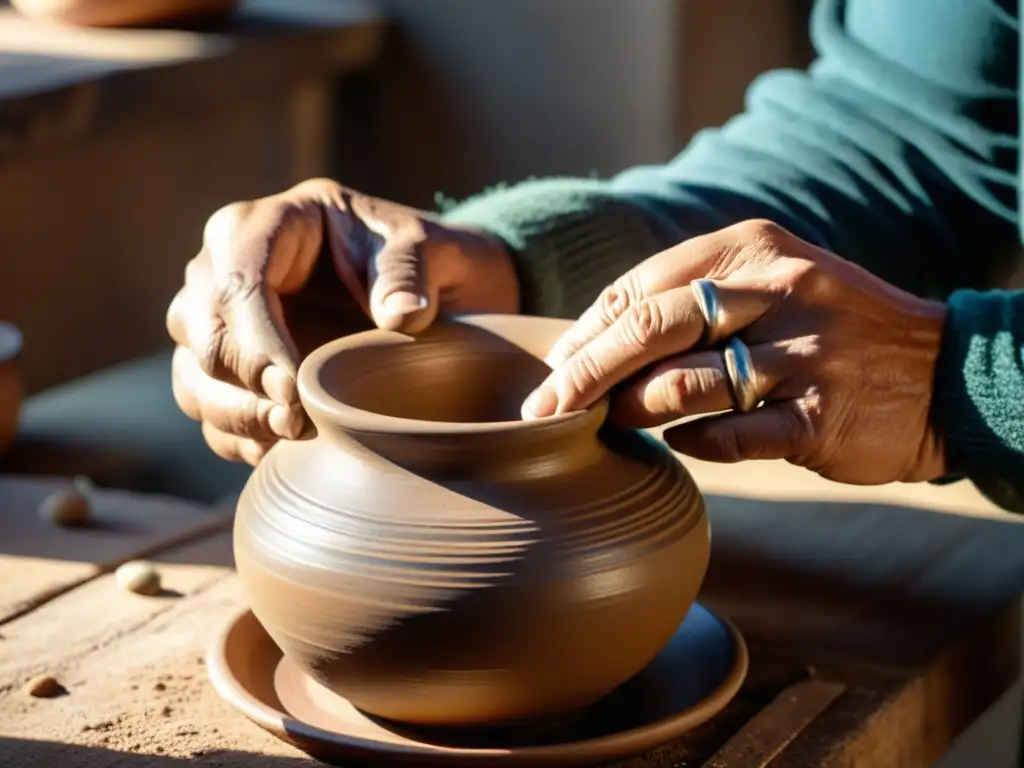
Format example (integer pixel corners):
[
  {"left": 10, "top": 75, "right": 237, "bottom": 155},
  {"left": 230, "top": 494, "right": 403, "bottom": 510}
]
[{"left": 234, "top": 314, "right": 711, "bottom": 730}]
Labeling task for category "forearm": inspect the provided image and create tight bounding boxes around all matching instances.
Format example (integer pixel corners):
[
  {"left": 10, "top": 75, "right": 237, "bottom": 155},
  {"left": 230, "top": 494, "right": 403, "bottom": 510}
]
[{"left": 443, "top": 0, "right": 1018, "bottom": 318}]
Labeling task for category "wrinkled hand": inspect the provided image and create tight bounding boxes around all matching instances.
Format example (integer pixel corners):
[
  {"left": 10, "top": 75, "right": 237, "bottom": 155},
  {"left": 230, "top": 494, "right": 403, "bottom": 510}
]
[
  {"left": 523, "top": 220, "right": 948, "bottom": 485},
  {"left": 167, "top": 178, "right": 518, "bottom": 465}
]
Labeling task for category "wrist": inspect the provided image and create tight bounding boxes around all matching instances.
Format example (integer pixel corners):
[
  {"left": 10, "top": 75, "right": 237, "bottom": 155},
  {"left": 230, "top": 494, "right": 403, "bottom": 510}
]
[{"left": 909, "top": 297, "right": 950, "bottom": 482}]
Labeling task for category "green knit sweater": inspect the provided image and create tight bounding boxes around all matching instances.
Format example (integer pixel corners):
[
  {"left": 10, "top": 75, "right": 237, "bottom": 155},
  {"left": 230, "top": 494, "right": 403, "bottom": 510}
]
[{"left": 443, "top": 0, "right": 1024, "bottom": 512}]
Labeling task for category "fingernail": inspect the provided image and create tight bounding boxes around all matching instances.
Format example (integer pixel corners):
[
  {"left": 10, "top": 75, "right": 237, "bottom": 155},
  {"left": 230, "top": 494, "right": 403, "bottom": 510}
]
[
  {"left": 522, "top": 386, "right": 559, "bottom": 419},
  {"left": 262, "top": 365, "right": 297, "bottom": 406},
  {"left": 383, "top": 292, "right": 427, "bottom": 317},
  {"left": 270, "top": 405, "right": 305, "bottom": 440}
]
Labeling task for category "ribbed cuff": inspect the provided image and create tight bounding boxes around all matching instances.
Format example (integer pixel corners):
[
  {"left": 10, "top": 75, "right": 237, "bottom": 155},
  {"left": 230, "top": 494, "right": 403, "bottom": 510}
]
[
  {"left": 440, "top": 178, "right": 669, "bottom": 319},
  {"left": 932, "top": 289, "right": 1024, "bottom": 513}
]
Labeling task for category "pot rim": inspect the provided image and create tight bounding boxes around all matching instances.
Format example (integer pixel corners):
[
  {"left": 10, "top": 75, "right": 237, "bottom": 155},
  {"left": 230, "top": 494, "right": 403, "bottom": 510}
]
[{"left": 297, "top": 314, "right": 609, "bottom": 438}]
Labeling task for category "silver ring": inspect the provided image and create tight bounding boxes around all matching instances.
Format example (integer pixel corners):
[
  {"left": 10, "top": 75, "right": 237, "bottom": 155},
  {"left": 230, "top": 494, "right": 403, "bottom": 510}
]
[
  {"left": 690, "top": 278, "right": 725, "bottom": 345},
  {"left": 722, "top": 336, "right": 759, "bottom": 412}
]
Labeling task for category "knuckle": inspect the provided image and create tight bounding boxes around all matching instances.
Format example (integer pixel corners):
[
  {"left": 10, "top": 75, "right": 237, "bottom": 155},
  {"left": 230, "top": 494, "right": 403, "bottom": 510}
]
[
  {"left": 246, "top": 398, "right": 277, "bottom": 437},
  {"left": 567, "top": 348, "right": 604, "bottom": 395},
  {"left": 597, "top": 275, "right": 639, "bottom": 323},
  {"left": 195, "top": 322, "right": 228, "bottom": 378},
  {"left": 622, "top": 297, "right": 664, "bottom": 349},
  {"left": 235, "top": 352, "right": 271, "bottom": 393},
  {"left": 660, "top": 366, "right": 715, "bottom": 415},
  {"left": 785, "top": 260, "right": 833, "bottom": 301},
  {"left": 165, "top": 290, "right": 189, "bottom": 343},
  {"left": 183, "top": 256, "right": 208, "bottom": 289},
  {"left": 735, "top": 218, "right": 786, "bottom": 245},
  {"left": 213, "top": 270, "right": 260, "bottom": 309},
  {"left": 203, "top": 201, "right": 253, "bottom": 250},
  {"left": 292, "top": 177, "right": 342, "bottom": 197},
  {"left": 711, "top": 428, "right": 744, "bottom": 463}
]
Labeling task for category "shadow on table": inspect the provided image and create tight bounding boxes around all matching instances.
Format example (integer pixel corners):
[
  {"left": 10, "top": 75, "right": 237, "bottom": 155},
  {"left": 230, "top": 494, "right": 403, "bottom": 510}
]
[{"left": 0, "top": 738, "right": 311, "bottom": 767}]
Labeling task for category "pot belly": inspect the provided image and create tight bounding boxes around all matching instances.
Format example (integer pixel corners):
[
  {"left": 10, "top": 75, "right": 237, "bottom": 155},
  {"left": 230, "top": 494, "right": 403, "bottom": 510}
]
[{"left": 234, "top": 436, "right": 709, "bottom": 728}]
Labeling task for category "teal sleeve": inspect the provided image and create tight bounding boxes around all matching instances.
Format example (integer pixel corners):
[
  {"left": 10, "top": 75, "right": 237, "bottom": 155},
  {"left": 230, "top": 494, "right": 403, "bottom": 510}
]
[
  {"left": 442, "top": 0, "right": 1024, "bottom": 506},
  {"left": 934, "top": 290, "right": 1024, "bottom": 512}
]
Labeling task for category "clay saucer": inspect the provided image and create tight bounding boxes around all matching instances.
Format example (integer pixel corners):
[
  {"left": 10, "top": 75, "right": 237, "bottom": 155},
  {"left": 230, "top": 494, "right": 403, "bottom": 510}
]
[{"left": 208, "top": 603, "right": 748, "bottom": 766}]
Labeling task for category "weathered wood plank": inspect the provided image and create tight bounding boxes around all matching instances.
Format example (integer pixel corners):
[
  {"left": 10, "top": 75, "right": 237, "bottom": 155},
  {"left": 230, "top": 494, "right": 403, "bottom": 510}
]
[
  {"left": 701, "top": 679, "right": 847, "bottom": 767},
  {"left": 0, "top": 476, "right": 229, "bottom": 624},
  {"left": 0, "top": 0, "right": 385, "bottom": 162}
]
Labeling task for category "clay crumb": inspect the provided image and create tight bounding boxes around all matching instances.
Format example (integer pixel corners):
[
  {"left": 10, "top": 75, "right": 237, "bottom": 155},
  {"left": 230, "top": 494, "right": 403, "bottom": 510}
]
[
  {"left": 153, "top": 682, "right": 167, "bottom": 692},
  {"left": 82, "top": 720, "right": 115, "bottom": 733},
  {"left": 38, "top": 487, "right": 91, "bottom": 527},
  {"left": 23, "top": 674, "right": 65, "bottom": 698},
  {"left": 161, "top": 705, "right": 172, "bottom": 717},
  {"left": 155, "top": 746, "right": 165, "bottom": 754},
  {"left": 115, "top": 561, "right": 162, "bottom": 596}
]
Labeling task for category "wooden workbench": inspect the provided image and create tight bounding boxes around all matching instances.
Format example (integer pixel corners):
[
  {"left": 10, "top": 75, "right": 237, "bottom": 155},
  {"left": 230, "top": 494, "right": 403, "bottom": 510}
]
[{"left": 0, "top": 453, "right": 1020, "bottom": 767}]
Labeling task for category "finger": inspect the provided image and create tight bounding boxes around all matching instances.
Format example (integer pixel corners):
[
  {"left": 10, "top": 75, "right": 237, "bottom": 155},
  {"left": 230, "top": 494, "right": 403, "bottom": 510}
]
[
  {"left": 525, "top": 282, "right": 772, "bottom": 418},
  {"left": 544, "top": 230, "right": 745, "bottom": 367},
  {"left": 663, "top": 399, "right": 815, "bottom": 464},
  {"left": 173, "top": 346, "right": 305, "bottom": 441},
  {"left": 609, "top": 341, "right": 787, "bottom": 428},
  {"left": 367, "top": 236, "right": 434, "bottom": 333},
  {"left": 202, "top": 203, "right": 309, "bottom": 402},
  {"left": 202, "top": 422, "right": 274, "bottom": 467},
  {"left": 219, "top": 284, "right": 302, "bottom": 402}
]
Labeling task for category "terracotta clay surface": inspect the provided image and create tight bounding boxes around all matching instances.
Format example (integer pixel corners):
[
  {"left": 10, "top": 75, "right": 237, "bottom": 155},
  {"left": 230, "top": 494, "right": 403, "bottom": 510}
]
[
  {"left": 234, "top": 314, "right": 712, "bottom": 728},
  {"left": 0, "top": 320, "right": 23, "bottom": 457},
  {"left": 10, "top": 0, "right": 237, "bottom": 27},
  {"left": 207, "top": 604, "right": 748, "bottom": 767}
]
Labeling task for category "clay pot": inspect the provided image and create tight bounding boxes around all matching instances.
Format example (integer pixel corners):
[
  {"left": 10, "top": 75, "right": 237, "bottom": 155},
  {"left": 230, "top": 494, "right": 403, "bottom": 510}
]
[
  {"left": 0, "top": 322, "right": 23, "bottom": 458},
  {"left": 234, "top": 314, "right": 710, "bottom": 730},
  {"left": 10, "top": 0, "right": 238, "bottom": 27}
]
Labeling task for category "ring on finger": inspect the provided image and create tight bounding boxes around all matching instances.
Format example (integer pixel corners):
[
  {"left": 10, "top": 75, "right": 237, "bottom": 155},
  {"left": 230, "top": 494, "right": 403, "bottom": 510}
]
[
  {"left": 722, "top": 336, "right": 760, "bottom": 412},
  {"left": 690, "top": 278, "right": 726, "bottom": 345}
]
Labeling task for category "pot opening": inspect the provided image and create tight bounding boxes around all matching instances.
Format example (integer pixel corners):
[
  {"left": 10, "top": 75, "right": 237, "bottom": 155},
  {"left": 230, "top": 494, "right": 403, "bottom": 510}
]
[{"left": 302, "top": 318, "right": 568, "bottom": 429}]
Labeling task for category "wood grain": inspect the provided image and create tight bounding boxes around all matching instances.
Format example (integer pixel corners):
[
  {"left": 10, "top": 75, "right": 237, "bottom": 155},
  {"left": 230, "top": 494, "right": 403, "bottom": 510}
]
[
  {"left": 701, "top": 679, "right": 846, "bottom": 767},
  {"left": 0, "top": 476, "right": 229, "bottom": 624}
]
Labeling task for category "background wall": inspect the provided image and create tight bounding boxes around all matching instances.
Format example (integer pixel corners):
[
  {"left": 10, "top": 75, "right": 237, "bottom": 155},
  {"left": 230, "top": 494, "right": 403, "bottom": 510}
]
[{"left": 342, "top": 0, "right": 814, "bottom": 206}]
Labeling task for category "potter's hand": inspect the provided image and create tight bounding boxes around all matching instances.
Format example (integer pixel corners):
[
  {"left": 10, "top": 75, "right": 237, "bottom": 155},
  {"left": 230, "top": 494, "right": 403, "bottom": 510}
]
[
  {"left": 166, "top": 178, "right": 518, "bottom": 465},
  {"left": 523, "top": 220, "right": 949, "bottom": 485}
]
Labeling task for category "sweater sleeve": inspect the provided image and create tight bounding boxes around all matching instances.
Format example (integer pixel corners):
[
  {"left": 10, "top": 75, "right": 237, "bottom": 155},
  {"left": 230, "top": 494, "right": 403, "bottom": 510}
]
[{"left": 441, "top": 0, "right": 1024, "bottom": 508}]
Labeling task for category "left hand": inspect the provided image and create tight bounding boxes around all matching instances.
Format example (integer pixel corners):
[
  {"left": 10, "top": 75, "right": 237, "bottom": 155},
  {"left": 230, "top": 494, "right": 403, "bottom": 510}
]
[{"left": 521, "top": 219, "right": 949, "bottom": 485}]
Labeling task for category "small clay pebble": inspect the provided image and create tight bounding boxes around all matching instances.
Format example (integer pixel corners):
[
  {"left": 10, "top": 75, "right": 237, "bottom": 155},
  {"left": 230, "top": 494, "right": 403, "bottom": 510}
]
[
  {"left": 115, "top": 561, "right": 162, "bottom": 596},
  {"left": 38, "top": 487, "right": 91, "bottom": 527},
  {"left": 153, "top": 681, "right": 166, "bottom": 692},
  {"left": 23, "top": 674, "right": 64, "bottom": 698},
  {"left": 72, "top": 475, "right": 96, "bottom": 499}
]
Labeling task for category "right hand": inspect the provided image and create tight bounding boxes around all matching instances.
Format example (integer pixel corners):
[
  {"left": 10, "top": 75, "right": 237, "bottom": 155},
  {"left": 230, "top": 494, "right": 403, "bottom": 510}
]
[{"left": 166, "top": 178, "right": 519, "bottom": 465}]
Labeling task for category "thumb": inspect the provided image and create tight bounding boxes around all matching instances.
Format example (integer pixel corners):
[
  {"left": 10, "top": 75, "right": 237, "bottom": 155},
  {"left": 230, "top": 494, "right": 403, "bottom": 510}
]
[
  {"left": 663, "top": 401, "right": 812, "bottom": 463},
  {"left": 367, "top": 238, "right": 438, "bottom": 334}
]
